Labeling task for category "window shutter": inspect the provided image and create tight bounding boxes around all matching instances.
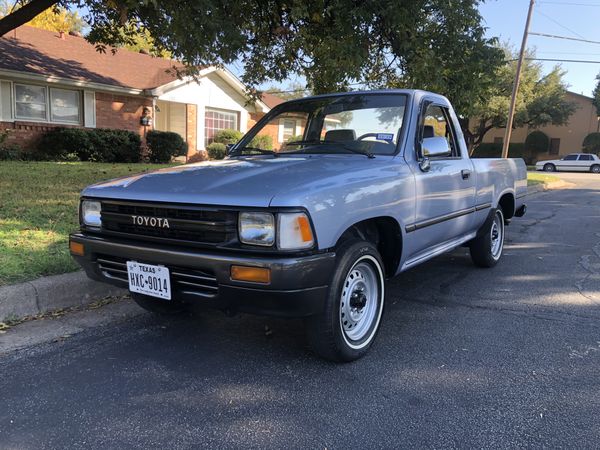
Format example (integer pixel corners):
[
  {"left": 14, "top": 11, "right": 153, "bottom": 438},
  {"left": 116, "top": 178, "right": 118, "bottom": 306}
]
[
  {"left": 83, "top": 91, "right": 96, "bottom": 128},
  {"left": 0, "top": 81, "right": 13, "bottom": 121}
]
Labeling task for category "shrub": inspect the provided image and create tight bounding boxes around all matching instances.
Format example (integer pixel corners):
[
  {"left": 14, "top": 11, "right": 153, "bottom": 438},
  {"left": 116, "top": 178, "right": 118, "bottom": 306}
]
[
  {"left": 249, "top": 134, "right": 274, "bottom": 150},
  {"left": 472, "top": 142, "right": 531, "bottom": 162},
  {"left": 213, "top": 129, "right": 243, "bottom": 145},
  {"left": 207, "top": 142, "right": 227, "bottom": 160},
  {"left": 37, "top": 128, "right": 141, "bottom": 162},
  {"left": 146, "top": 130, "right": 188, "bottom": 163},
  {"left": 0, "top": 130, "right": 22, "bottom": 160},
  {"left": 187, "top": 151, "right": 208, "bottom": 164},
  {"left": 583, "top": 132, "right": 600, "bottom": 154},
  {"left": 525, "top": 131, "right": 550, "bottom": 155}
]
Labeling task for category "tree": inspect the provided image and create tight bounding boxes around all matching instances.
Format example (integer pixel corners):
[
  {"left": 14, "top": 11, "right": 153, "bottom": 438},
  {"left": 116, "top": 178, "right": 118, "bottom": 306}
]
[
  {"left": 0, "top": 1, "right": 502, "bottom": 107},
  {"left": 265, "top": 82, "right": 308, "bottom": 101},
  {"left": 466, "top": 47, "right": 577, "bottom": 154},
  {"left": 0, "top": 1, "right": 83, "bottom": 33},
  {"left": 592, "top": 73, "right": 600, "bottom": 118}
]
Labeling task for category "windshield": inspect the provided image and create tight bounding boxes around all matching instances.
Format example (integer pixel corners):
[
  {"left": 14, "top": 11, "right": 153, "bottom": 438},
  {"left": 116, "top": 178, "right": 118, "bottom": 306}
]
[{"left": 235, "top": 93, "right": 407, "bottom": 156}]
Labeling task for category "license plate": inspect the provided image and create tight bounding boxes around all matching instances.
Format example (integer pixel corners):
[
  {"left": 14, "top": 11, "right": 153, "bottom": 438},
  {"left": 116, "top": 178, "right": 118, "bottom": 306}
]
[{"left": 126, "top": 261, "right": 171, "bottom": 300}]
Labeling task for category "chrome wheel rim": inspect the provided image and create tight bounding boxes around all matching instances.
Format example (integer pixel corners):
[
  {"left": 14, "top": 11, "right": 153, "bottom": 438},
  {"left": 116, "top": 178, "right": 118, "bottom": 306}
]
[
  {"left": 544, "top": 165, "right": 553, "bottom": 172},
  {"left": 340, "top": 259, "right": 380, "bottom": 343},
  {"left": 490, "top": 211, "right": 504, "bottom": 259}
]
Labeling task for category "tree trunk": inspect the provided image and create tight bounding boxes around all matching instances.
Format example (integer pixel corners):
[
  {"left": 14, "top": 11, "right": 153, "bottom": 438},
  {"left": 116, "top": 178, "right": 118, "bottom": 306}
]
[{"left": 0, "top": 0, "right": 59, "bottom": 37}]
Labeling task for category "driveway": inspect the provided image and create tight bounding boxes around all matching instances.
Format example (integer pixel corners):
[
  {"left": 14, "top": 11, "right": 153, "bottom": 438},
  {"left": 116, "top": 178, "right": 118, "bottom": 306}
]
[{"left": 1, "top": 174, "right": 599, "bottom": 448}]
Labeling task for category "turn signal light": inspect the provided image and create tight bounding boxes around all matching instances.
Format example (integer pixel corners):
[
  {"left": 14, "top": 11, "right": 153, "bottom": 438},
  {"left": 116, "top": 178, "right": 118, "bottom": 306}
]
[
  {"left": 230, "top": 265, "right": 271, "bottom": 284},
  {"left": 69, "top": 240, "right": 85, "bottom": 256}
]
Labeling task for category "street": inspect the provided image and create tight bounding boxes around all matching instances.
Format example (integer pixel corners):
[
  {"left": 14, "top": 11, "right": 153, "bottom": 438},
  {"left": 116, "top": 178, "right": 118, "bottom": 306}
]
[{"left": 1, "top": 172, "right": 599, "bottom": 448}]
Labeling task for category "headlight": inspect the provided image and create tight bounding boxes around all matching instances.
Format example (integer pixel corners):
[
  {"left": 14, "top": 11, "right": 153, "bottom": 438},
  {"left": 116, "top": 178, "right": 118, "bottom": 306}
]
[
  {"left": 278, "top": 212, "right": 314, "bottom": 250},
  {"left": 239, "top": 212, "right": 275, "bottom": 246},
  {"left": 81, "top": 200, "right": 101, "bottom": 227}
]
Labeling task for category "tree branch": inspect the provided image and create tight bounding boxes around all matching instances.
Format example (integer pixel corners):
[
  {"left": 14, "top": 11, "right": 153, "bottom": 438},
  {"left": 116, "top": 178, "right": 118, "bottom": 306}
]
[{"left": 0, "top": 0, "right": 59, "bottom": 37}]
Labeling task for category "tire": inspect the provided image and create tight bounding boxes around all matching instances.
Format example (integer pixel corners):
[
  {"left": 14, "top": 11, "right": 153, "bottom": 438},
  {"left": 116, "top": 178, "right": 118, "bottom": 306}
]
[
  {"left": 591, "top": 165, "right": 600, "bottom": 174},
  {"left": 469, "top": 208, "right": 505, "bottom": 268},
  {"left": 305, "top": 240, "right": 386, "bottom": 362},
  {"left": 131, "top": 292, "right": 187, "bottom": 315},
  {"left": 543, "top": 163, "right": 556, "bottom": 172}
]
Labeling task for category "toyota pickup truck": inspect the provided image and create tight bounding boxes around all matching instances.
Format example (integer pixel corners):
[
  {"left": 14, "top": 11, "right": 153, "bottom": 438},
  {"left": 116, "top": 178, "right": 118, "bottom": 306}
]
[{"left": 70, "top": 90, "right": 527, "bottom": 361}]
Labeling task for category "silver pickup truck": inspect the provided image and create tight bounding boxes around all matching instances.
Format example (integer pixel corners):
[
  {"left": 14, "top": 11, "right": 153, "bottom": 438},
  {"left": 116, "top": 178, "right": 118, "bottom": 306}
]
[{"left": 70, "top": 90, "right": 527, "bottom": 361}]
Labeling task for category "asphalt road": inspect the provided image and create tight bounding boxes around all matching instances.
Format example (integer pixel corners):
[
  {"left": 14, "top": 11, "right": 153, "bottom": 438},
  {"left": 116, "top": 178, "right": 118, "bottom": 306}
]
[{"left": 1, "top": 172, "right": 599, "bottom": 449}]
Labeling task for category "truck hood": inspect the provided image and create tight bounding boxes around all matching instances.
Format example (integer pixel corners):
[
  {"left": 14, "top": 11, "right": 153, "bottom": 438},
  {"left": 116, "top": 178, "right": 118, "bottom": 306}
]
[{"left": 82, "top": 155, "right": 391, "bottom": 207}]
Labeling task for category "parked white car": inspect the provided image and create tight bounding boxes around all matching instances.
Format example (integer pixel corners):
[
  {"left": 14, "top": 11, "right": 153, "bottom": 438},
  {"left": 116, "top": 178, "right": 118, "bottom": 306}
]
[{"left": 536, "top": 153, "right": 600, "bottom": 173}]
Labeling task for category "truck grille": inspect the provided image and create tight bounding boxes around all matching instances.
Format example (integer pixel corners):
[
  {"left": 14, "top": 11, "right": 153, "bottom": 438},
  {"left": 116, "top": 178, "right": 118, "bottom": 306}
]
[
  {"left": 100, "top": 201, "right": 237, "bottom": 246},
  {"left": 97, "top": 255, "right": 219, "bottom": 298}
]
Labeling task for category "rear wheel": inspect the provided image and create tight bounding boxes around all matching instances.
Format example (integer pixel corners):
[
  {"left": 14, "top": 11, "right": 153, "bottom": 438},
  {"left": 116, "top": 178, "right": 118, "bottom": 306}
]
[
  {"left": 591, "top": 164, "right": 600, "bottom": 174},
  {"left": 131, "top": 293, "right": 187, "bottom": 315},
  {"left": 305, "top": 240, "right": 385, "bottom": 362},
  {"left": 469, "top": 208, "right": 505, "bottom": 268},
  {"left": 543, "top": 163, "right": 556, "bottom": 172}
]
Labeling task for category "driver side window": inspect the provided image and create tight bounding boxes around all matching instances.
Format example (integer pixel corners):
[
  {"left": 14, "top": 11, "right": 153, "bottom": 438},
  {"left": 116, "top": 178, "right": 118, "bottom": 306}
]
[{"left": 421, "top": 104, "right": 459, "bottom": 158}]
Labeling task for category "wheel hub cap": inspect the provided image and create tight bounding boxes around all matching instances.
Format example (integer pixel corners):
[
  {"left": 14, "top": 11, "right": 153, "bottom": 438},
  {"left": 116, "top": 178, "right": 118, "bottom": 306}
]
[{"left": 340, "top": 262, "right": 379, "bottom": 341}]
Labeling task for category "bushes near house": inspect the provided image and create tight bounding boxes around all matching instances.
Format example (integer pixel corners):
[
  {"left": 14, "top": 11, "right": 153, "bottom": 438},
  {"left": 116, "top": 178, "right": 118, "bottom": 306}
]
[
  {"left": 472, "top": 143, "right": 533, "bottom": 162},
  {"left": 0, "top": 130, "right": 23, "bottom": 161},
  {"left": 213, "top": 129, "right": 243, "bottom": 145},
  {"left": 146, "top": 130, "right": 188, "bottom": 163},
  {"left": 207, "top": 142, "right": 227, "bottom": 160},
  {"left": 36, "top": 128, "right": 142, "bottom": 162},
  {"left": 583, "top": 132, "right": 600, "bottom": 154},
  {"left": 249, "top": 134, "right": 274, "bottom": 150},
  {"left": 525, "top": 131, "right": 550, "bottom": 155}
]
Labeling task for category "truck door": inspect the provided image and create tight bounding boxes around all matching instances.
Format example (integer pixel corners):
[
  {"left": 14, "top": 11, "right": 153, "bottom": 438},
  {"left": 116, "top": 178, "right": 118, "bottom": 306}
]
[{"left": 408, "top": 101, "right": 476, "bottom": 255}]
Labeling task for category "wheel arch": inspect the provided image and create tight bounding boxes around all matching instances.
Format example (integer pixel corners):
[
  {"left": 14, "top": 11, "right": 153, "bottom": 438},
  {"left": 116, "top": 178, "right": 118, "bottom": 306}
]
[
  {"left": 496, "top": 191, "right": 515, "bottom": 220},
  {"left": 333, "top": 216, "right": 402, "bottom": 277}
]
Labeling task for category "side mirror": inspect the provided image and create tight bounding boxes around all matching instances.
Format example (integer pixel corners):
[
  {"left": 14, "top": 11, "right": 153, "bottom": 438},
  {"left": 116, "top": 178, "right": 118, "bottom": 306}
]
[
  {"left": 422, "top": 136, "right": 450, "bottom": 158},
  {"left": 418, "top": 137, "right": 450, "bottom": 172}
]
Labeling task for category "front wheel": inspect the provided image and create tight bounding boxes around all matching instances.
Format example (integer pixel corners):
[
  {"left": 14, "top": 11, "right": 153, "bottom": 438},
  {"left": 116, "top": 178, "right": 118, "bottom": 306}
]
[
  {"left": 305, "top": 240, "right": 386, "bottom": 362},
  {"left": 469, "top": 208, "right": 505, "bottom": 268},
  {"left": 543, "top": 163, "right": 556, "bottom": 172}
]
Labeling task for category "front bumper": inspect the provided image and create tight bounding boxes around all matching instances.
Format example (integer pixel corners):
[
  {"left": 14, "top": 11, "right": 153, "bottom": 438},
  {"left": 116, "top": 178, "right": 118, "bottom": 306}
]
[{"left": 69, "top": 233, "right": 335, "bottom": 317}]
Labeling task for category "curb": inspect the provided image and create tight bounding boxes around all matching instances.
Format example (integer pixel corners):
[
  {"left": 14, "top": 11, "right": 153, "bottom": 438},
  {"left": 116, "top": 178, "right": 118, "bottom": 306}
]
[{"left": 0, "top": 271, "right": 126, "bottom": 322}]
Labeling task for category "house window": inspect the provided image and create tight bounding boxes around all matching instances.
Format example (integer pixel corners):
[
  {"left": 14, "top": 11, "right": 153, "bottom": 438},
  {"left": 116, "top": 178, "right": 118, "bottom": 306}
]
[
  {"left": 549, "top": 138, "right": 560, "bottom": 155},
  {"left": 15, "top": 84, "right": 47, "bottom": 120},
  {"left": 282, "top": 119, "right": 296, "bottom": 141},
  {"left": 13, "top": 83, "right": 81, "bottom": 124},
  {"left": 50, "top": 88, "right": 81, "bottom": 124},
  {"left": 205, "top": 108, "right": 238, "bottom": 147}
]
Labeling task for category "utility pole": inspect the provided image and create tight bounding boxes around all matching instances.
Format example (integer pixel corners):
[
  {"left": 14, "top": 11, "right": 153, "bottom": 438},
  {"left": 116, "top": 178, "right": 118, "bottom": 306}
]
[{"left": 502, "top": 0, "right": 535, "bottom": 159}]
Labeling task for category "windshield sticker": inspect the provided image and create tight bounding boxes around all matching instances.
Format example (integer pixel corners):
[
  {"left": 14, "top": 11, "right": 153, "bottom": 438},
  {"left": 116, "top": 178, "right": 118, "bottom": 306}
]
[{"left": 377, "top": 133, "right": 394, "bottom": 142}]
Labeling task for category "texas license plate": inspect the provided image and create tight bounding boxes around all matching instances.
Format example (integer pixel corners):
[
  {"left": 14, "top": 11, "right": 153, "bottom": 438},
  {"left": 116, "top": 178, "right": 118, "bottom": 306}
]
[{"left": 126, "top": 261, "right": 171, "bottom": 300}]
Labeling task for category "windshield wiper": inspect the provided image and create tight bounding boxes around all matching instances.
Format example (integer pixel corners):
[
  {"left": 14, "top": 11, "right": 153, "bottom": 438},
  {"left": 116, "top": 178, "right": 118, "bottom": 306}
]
[
  {"left": 230, "top": 146, "right": 278, "bottom": 157},
  {"left": 285, "top": 139, "right": 375, "bottom": 159}
]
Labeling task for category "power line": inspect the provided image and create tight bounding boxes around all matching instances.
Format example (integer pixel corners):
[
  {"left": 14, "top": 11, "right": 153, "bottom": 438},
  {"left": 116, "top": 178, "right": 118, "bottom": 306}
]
[
  {"left": 526, "top": 57, "right": 600, "bottom": 63},
  {"left": 539, "top": 1, "right": 600, "bottom": 6},
  {"left": 536, "top": 9, "right": 586, "bottom": 39},
  {"left": 530, "top": 31, "right": 600, "bottom": 44}
]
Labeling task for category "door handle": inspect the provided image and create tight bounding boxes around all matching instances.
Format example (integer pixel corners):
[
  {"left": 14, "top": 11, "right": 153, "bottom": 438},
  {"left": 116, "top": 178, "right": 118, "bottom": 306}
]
[{"left": 461, "top": 169, "right": 471, "bottom": 180}]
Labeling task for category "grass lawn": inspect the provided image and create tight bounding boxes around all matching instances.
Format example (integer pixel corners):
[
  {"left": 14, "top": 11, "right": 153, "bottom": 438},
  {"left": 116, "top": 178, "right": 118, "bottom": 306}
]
[
  {"left": 0, "top": 161, "right": 178, "bottom": 286},
  {"left": 527, "top": 171, "right": 561, "bottom": 186}
]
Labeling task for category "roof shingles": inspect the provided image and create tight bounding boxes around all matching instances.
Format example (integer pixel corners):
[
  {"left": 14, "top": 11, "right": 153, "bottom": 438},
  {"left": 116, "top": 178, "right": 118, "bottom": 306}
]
[{"left": 0, "top": 26, "right": 179, "bottom": 90}]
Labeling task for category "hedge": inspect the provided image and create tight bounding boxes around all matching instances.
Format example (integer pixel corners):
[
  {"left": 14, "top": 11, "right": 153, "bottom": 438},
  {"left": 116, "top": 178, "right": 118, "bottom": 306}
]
[
  {"left": 213, "top": 129, "right": 243, "bottom": 145},
  {"left": 36, "top": 128, "right": 141, "bottom": 162},
  {"left": 146, "top": 130, "right": 188, "bottom": 163},
  {"left": 207, "top": 142, "right": 227, "bottom": 160},
  {"left": 472, "top": 142, "right": 532, "bottom": 162},
  {"left": 525, "top": 131, "right": 550, "bottom": 154},
  {"left": 583, "top": 132, "right": 600, "bottom": 154}
]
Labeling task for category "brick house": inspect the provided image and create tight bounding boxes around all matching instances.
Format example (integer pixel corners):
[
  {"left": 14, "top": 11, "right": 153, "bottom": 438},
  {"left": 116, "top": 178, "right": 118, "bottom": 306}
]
[
  {"left": 477, "top": 91, "right": 599, "bottom": 159},
  {"left": 0, "top": 26, "right": 285, "bottom": 157}
]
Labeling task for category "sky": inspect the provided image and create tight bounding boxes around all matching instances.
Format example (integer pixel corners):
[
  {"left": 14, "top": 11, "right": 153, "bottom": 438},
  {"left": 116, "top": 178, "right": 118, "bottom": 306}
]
[
  {"left": 480, "top": 0, "right": 600, "bottom": 97},
  {"left": 228, "top": 0, "right": 600, "bottom": 97}
]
